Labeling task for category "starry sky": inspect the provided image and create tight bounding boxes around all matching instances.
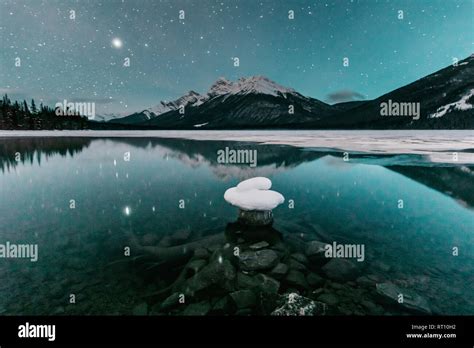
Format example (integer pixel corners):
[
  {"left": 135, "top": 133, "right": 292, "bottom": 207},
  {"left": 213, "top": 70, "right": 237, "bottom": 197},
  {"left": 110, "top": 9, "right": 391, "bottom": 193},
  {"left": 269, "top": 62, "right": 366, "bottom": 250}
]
[{"left": 0, "top": 0, "right": 472, "bottom": 114}]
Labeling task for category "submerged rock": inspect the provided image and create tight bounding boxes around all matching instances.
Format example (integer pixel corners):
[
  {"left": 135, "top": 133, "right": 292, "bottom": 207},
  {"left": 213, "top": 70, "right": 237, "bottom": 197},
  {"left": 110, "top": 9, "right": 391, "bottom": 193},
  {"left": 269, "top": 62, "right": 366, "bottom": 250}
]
[
  {"left": 317, "top": 293, "right": 339, "bottom": 306},
  {"left": 356, "top": 275, "right": 374, "bottom": 287},
  {"left": 306, "top": 272, "right": 325, "bottom": 287},
  {"left": 187, "top": 259, "right": 236, "bottom": 293},
  {"left": 142, "top": 233, "right": 159, "bottom": 245},
  {"left": 181, "top": 301, "right": 211, "bottom": 316},
  {"left": 211, "top": 296, "right": 231, "bottom": 314},
  {"left": 254, "top": 273, "right": 280, "bottom": 294},
  {"left": 237, "top": 272, "right": 260, "bottom": 289},
  {"left": 271, "top": 293, "right": 327, "bottom": 316},
  {"left": 236, "top": 272, "right": 280, "bottom": 295},
  {"left": 186, "top": 259, "right": 207, "bottom": 275},
  {"left": 132, "top": 302, "right": 148, "bottom": 316},
  {"left": 239, "top": 249, "right": 279, "bottom": 271},
  {"left": 235, "top": 308, "right": 253, "bottom": 315},
  {"left": 230, "top": 289, "right": 257, "bottom": 309},
  {"left": 194, "top": 247, "right": 210, "bottom": 259},
  {"left": 270, "top": 263, "right": 289, "bottom": 279},
  {"left": 360, "top": 299, "right": 384, "bottom": 315},
  {"left": 305, "top": 240, "right": 330, "bottom": 264},
  {"left": 160, "top": 292, "right": 183, "bottom": 311},
  {"left": 288, "top": 259, "right": 307, "bottom": 272},
  {"left": 291, "top": 253, "right": 309, "bottom": 265},
  {"left": 374, "top": 261, "right": 392, "bottom": 272},
  {"left": 170, "top": 228, "right": 191, "bottom": 244},
  {"left": 375, "top": 282, "right": 432, "bottom": 314},
  {"left": 321, "top": 259, "right": 361, "bottom": 281},
  {"left": 249, "top": 241, "right": 270, "bottom": 250},
  {"left": 52, "top": 306, "right": 65, "bottom": 315},
  {"left": 285, "top": 270, "right": 309, "bottom": 289}
]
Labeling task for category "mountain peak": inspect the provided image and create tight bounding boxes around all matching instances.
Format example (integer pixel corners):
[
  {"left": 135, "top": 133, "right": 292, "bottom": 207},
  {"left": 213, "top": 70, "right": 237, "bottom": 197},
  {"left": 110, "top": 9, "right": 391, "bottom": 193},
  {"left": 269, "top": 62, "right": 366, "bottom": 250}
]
[
  {"left": 208, "top": 75, "right": 296, "bottom": 97},
  {"left": 186, "top": 90, "right": 200, "bottom": 96},
  {"left": 238, "top": 75, "right": 296, "bottom": 96},
  {"left": 215, "top": 76, "right": 231, "bottom": 83},
  {"left": 208, "top": 77, "right": 234, "bottom": 96}
]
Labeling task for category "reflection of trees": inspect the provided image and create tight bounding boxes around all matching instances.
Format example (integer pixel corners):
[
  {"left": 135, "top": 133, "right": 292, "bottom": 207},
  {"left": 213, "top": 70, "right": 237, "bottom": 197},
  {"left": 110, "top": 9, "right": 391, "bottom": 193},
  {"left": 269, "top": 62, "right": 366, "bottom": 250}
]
[
  {"left": 388, "top": 165, "right": 474, "bottom": 209},
  {"left": 0, "top": 137, "right": 91, "bottom": 172}
]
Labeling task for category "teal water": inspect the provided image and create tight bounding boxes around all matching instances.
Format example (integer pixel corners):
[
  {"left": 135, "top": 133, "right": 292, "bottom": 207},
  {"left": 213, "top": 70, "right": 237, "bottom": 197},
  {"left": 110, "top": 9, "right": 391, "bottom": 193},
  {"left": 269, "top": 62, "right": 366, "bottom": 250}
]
[{"left": 0, "top": 136, "right": 472, "bottom": 315}]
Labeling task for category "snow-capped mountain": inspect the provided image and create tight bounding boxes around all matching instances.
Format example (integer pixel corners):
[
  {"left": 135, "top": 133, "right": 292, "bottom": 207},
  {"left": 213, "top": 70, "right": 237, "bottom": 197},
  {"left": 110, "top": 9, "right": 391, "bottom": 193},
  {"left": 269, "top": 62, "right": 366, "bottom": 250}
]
[
  {"left": 207, "top": 76, "right": 297, "bottom": 98},
  {"left": 114, "top": 90, "right": 207, "bottom": 125},
  {"left": 111, "top": 56, "right": 474, "bottom": 129},
  {"left": 146, "top": 90, "right": 206, "bottom": 116},
  {"left": 94, "top": 112, "right": 130, "bottom": 122},
  {"left": 113, "top": 75, "right": 332, "bottom": 128}
]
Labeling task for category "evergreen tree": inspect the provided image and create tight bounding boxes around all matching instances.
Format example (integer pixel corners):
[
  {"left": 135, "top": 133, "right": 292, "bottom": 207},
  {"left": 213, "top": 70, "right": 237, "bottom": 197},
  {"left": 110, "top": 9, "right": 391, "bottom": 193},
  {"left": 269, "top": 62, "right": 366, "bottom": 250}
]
[
  {"left": 30, "top": 99, "right": 37, "bottom": 114},
  {"left": 2, "top": 94, "right": 11, "bottom": 106},
  {"left": 23, "top": 100, "right": 29, "bottom": 114}
]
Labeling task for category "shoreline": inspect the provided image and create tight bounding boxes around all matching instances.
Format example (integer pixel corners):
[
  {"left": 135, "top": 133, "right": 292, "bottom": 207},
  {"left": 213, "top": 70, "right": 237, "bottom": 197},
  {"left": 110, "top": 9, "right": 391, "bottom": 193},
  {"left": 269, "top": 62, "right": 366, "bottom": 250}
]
[{"left": 1, "top": 130, "right": 473, "bottom": 164}]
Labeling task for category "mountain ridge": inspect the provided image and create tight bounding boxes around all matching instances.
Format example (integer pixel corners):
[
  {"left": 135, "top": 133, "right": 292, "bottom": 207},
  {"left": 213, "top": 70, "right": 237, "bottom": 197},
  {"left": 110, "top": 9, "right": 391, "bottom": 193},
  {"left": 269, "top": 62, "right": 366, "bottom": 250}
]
[{"left": 110, "top": 55, "right": 474, "bottom": 129}]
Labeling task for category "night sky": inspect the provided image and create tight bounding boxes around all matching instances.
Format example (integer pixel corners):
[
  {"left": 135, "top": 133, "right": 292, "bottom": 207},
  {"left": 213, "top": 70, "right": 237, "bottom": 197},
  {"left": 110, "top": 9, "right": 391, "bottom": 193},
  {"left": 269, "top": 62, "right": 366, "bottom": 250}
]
[{"left": 0, "top": 0, "right": 472, "bottom": 114}]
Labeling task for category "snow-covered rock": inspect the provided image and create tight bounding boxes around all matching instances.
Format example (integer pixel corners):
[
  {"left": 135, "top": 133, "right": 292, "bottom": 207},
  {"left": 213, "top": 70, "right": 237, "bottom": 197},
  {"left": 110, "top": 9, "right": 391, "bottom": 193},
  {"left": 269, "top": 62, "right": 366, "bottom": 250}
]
[
  {"left": 224, "top": 177, "right": 284, "bottom": 225},
  {"left": 224, "top": 177, "right": 284, "bottom": 211},
  {"left": 271, "top": 293, "right": 327, "bottom": 316}
]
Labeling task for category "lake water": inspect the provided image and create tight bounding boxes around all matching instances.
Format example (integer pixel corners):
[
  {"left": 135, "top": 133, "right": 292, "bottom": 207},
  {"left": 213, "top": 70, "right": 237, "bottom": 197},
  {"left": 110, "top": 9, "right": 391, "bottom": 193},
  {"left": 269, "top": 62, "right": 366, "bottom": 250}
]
[{"left": 0, "top": 132, "right": 473, "bottom": 316}]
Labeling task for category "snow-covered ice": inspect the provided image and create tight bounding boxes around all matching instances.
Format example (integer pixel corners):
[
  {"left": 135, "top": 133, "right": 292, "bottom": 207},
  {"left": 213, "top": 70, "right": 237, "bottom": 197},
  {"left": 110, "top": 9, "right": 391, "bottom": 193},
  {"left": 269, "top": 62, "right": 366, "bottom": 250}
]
[
  {"left": 193, "top": 122, "right": 209, "bottom": 128},
  {"left": 1, "top": 130, "right": 473, "bottom": 164}
]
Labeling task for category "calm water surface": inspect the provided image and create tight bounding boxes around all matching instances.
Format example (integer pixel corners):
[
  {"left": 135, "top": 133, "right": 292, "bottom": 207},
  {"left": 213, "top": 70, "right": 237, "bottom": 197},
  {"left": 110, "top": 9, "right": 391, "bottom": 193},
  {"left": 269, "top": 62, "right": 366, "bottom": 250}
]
[{"left": 0, "top": 136, "right": 472, "bottom": 315}]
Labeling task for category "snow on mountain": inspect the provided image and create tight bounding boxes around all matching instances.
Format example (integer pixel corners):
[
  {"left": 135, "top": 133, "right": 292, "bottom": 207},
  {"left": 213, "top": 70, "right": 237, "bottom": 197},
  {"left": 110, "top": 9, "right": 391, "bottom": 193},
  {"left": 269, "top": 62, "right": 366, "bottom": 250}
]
[
  {"left": 94, "top": 112, "right": 130, "bottom": 122},
  {"left": 207, "top": 76, "right": 296, "bottom": 99},
  {"left": 122, "top": 76, "right": 299, "bottom": 122},
  {"left": 136, "top": 75, "right": 329, "bottom": 129},
  {"left": 146, "top": 90, "right": 206, "bottom": 118},
  {"left": 111, "top": 55, "right": 474, "bottom": 129},
  {"left": 429, "top": 89, "right": 474, "bottom": 118}
]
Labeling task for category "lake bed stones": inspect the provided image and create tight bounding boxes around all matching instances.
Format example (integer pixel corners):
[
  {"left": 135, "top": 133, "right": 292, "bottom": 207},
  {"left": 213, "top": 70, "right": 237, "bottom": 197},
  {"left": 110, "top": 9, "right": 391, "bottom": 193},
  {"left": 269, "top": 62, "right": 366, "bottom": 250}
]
[{"left": 238, "top": 249, "right": 279, "bottom": 271}]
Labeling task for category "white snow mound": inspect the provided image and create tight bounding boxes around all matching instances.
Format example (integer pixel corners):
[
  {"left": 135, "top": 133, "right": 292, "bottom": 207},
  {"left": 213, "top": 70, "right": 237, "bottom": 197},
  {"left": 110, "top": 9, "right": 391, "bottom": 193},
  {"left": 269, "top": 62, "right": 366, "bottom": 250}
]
[
  {"left": 224, "top": 177, "right": 284, "bottom": 211},
  {"left": 236, "top": 177, "right": 272, "bottom": 191}
]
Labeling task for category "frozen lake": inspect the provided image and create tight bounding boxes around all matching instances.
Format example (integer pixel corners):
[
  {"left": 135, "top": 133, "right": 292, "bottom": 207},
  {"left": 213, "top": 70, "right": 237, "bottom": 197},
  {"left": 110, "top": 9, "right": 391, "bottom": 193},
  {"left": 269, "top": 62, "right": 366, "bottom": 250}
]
[{"left": 1, "top": 130, "right": 473, "bottom": 164}]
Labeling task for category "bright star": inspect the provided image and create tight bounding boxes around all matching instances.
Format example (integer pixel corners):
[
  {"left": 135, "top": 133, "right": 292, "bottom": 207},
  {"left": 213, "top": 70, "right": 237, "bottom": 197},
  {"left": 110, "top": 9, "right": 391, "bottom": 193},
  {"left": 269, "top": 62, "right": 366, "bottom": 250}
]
[{"left": 111, "top": 38, "right": 123, "bottom": 48}]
